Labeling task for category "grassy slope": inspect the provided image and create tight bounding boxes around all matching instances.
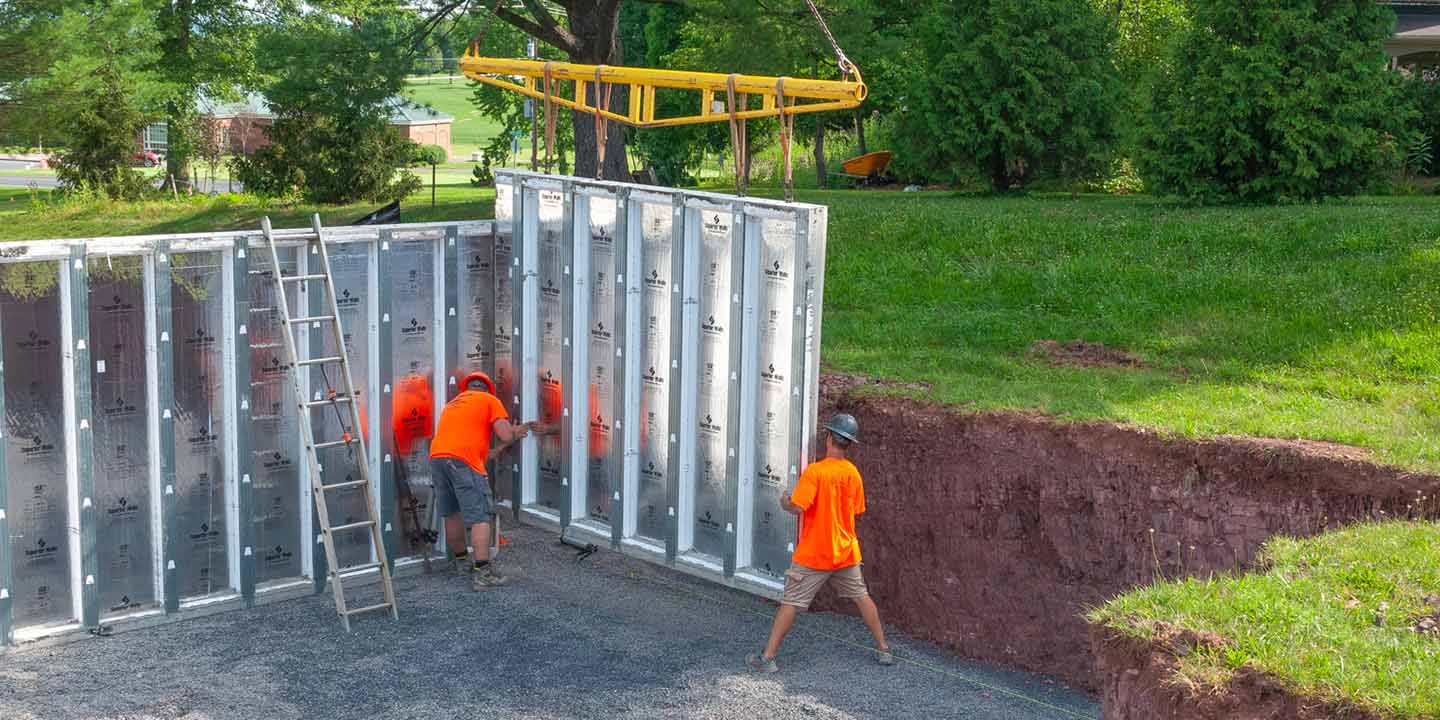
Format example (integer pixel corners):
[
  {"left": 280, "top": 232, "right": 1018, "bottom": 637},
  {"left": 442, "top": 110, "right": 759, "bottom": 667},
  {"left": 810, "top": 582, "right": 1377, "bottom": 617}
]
[
  {"left": 1090, "top": 522, "right": 1440, "bottom": 718},
  {"left": 2, "top": 185, "right": 1436, "bottom": 470},
  {"left": 403, "top": 78, "right": 505, "bottom": 164},
  {"left": 815, "top": 191, "right": 1440, "bottom": 471}
]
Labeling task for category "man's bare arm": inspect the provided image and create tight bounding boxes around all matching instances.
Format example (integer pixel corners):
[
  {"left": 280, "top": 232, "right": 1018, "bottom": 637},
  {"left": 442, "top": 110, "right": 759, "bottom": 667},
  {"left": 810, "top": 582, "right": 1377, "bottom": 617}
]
[
  {"left": 487, "top": 419, "right": 532, "bottom": 460},
  {"left": 780, "top": 494, "right": 803, "bottom": 515}
]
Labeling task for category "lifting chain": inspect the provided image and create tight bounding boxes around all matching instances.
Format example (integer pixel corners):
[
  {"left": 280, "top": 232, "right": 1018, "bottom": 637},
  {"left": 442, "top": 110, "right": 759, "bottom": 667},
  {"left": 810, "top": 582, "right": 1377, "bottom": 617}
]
[{"left": 804, "top": 0, "right": 856, "bottom": 77}]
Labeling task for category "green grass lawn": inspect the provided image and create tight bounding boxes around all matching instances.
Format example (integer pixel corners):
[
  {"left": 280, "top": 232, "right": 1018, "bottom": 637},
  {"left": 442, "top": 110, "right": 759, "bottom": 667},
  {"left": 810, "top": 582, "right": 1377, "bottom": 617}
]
[
  {"left": 812, "top": 191, "right": 1440, "bottom": 471},
  {"left": 1090, "top": 522, "right": 1440, "bottom": 717},
  {"left": 2, "top": 185, "right": 1437, "bottom": 470},
  {"left": 404, "top": 78, "right": 506, "bottom": 165}
]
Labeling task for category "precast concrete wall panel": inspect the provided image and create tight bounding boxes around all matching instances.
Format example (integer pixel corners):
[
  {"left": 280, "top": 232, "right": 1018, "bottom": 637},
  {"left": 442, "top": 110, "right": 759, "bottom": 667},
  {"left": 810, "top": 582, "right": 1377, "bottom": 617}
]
[
  {"left": 170, "top": 253, "right": 230, "bottom": 599},
  {"left": 579, "top": 193, "right": 618, "bottom": 530},
  {"left": 633, "top": 198, "right": 675, "bottom": 545},
  {"left": 247, "top": 247, "right": 304, "bottom": 585},
  {"left": 497, "top": 170, "right": 826, "bottom": 598},
  {"left": 2, "top": 262, "right": 72, "bottom": 631},
  {"left": 0, "top": 175, "right": 823, "bottom": 645},
  {"left": 387, "top": 234, "right": 438, "bottom": 558},
  {"left": 532, "top": 186, "right": 567, "bottom": 516},
  {"left": 87, "top": 259, "right": 156, "bottom": 618},
  {"left": 492, "top": 180, "right": 518, "bottom": 507},
  {"left": 310, "top": 242, "right": 373, "bottom": 571}
]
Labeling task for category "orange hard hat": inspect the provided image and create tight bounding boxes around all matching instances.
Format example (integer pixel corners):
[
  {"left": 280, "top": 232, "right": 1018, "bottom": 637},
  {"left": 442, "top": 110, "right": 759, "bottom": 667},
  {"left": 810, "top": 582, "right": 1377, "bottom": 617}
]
[{"left": 460, "top": 371, "right": 497, "bottom": 395}]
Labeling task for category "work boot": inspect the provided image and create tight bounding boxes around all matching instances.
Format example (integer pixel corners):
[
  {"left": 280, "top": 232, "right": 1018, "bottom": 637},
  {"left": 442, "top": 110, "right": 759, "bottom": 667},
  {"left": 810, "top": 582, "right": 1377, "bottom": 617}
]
[
  {"left": 745, "top": 653, "right": 778, "bottom": 674},
  {"left": 876, "top": 647, "right": 896, "bottom": 667},
  {"left": 471, "top": 564, "right": 508, "bottom": 591}
]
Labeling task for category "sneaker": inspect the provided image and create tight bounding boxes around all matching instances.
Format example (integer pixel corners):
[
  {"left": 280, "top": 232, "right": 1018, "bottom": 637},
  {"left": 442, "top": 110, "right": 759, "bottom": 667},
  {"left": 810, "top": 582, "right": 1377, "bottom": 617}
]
[
  {"left": 745, "top": 653, "right": 778, "bottom": 674},
  {"left": 471, "top": 566, "right": 508, "bottom": 591},
  {"left": 877, "top": 648, "right": 896, "bottom": 667}
]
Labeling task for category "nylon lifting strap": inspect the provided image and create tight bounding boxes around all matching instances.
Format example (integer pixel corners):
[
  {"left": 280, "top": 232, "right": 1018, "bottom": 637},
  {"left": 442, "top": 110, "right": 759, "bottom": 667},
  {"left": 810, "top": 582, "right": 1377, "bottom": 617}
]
[
  {"left": 726, "top": 74, "right": 748, "bottom": 196},
  {"left": 593, "top": 66, "right": 614, "bottom": 180},
  {"left": 543, "top": 61, "right": 557, "bottom": 174},
  {"left": 776, "top": 77, "right": 797, "bottom": 202}
]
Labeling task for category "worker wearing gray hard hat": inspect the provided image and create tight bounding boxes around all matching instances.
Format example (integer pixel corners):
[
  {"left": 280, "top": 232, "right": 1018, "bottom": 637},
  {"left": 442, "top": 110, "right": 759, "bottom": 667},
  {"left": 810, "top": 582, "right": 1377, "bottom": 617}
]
[{"left": 747, "top": 413, "right": 894, "bottom": 672}]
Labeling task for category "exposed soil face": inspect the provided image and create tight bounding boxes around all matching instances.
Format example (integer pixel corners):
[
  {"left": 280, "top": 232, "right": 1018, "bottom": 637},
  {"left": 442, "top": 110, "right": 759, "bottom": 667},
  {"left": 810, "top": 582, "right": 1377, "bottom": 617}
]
[
  {"left": 1029, "top": 339, "right": 1153, "bottom": 371},
  {"left": 1091, "top": 628, "right": 1382, "bottom": 720},
  {"left": 812, "top": 374, "right": 1440, "bottom": 694}
]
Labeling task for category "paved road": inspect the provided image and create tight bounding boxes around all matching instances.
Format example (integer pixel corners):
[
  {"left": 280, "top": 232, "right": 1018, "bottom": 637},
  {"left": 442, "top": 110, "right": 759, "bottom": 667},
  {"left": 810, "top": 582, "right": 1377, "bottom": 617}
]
[
  {"left": 0, "top": 526, "right": 1097, "bottom": 720},
  {"left": 0, "top": 173, "right": 238, "bottom": 193}
]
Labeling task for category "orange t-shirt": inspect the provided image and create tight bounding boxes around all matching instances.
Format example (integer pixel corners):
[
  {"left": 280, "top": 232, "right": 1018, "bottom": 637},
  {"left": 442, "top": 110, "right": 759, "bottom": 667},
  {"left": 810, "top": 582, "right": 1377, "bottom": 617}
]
[
  {"left": 790, "top": 457, "right": 866, "bottom": 571},
  {"left": 430, "top": 390, "right": 509, "bottom": 476}
]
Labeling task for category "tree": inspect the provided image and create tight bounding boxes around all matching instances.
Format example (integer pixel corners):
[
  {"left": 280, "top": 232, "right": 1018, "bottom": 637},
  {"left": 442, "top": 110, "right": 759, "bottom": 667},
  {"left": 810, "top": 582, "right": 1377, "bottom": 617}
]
[
  {"left": 418, "top": 0, "right": 730, "bottom": 181},
  {"left": 9, "top": 1, "right": 167, "bottom": 198},
  {"left": 51, "top": 49, "right": 155, "bottom": 200},
  {"left": 153, "top": 0, "right": 263, "bottom": 187},
  {"left": 1136, "top": 0, "right": 1409, "bottom": 203},
  {"left": 897, "top": 0, "right": 1124, "bottom": 191},
  {"left": 232, "top": 13, "right": 422, "bottom": 204}
]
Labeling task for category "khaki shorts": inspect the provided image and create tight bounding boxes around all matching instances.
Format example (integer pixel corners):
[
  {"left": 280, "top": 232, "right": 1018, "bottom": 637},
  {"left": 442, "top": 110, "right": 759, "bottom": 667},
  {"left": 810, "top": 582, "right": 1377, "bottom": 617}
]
[{"left": 781, "top": 563, "right": 868, "bottom": 609}]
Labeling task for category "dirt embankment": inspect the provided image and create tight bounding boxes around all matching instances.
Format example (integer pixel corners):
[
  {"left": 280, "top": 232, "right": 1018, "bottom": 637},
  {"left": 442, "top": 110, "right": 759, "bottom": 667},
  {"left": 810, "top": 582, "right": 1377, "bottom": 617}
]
[
  {"left": 1091, "top": 628, "right": 1381, "bottom": 720},
  {"left": 814, "top": 374, "right": 1440, "bottom": 693}
]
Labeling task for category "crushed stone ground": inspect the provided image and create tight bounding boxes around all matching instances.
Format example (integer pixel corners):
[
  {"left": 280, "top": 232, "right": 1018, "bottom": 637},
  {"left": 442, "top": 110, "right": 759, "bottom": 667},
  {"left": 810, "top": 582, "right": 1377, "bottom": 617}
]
[{"left": 1, "top": 526, "right": 1098, "bottom": 720}]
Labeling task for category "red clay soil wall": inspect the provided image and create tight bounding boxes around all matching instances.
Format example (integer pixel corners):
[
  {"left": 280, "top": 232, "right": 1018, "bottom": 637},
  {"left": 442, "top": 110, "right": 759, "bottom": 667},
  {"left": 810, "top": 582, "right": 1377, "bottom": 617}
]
[
  {"left": 1091, "top": 628, "right": 1380, "bottom": 720},
  {"left": 815, "top": 376, "right": 1440, "bottom": 692}
]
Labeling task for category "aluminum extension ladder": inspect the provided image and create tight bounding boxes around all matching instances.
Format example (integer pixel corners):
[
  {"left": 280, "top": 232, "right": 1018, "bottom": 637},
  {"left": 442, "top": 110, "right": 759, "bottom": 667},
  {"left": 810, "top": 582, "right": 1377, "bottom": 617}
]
[{"left": 261, "top": 214, "right": 398, "bottom": 630}]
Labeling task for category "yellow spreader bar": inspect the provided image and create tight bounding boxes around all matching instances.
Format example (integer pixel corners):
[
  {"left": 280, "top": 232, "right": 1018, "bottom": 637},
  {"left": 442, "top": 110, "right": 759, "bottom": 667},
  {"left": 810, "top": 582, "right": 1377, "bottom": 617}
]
[{"left": 459, "top": 51, "right": 867, "bottom": 129}]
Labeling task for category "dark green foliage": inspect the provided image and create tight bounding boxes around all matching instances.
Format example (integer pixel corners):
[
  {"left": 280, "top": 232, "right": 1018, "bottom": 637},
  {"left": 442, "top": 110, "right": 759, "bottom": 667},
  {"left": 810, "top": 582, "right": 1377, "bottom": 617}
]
[
  {"left": 410, "top": 143, "right": 449, "bottom": 166},
  {"left": 52, "top": 52, "right": 152, "bottom": 200},
  {"left": 896, "top": 0, "right": 1124, "bottom": 191},
  {"left": 232, "top": 15, "right": 420, "bottom": 204},
  {"left": 1403, "top": 72, "right": 1440, "bottom": 176},
  {"left": 1136, "top": 0, "right": 1410, "bottom": 203}
]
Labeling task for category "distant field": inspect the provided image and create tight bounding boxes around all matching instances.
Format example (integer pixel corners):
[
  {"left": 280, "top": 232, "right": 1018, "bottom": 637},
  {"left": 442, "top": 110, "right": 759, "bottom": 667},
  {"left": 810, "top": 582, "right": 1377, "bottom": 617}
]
[{"left": 404, "top": 78, "right": 507, "bottom": 165}]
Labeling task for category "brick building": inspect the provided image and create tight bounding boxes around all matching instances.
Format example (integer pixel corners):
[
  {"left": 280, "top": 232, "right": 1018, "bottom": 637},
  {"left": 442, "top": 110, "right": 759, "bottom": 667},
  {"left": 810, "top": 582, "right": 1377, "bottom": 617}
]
[{"left": 140, "top": 93, "right": 454, "bottom": 160}]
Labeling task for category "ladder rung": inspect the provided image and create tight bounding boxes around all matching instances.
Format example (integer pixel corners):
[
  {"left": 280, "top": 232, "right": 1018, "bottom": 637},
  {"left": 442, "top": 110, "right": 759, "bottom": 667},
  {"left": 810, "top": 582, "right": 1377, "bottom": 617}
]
[
  {"left": 306, "top": 396, "right": 354, "bottom": 408},
  {"left": 283, "top": 273, "right": 327, "bottom": 282},
  {"left": 314, "top": 438, "right": 357, "bottom": 450},
  {"left": 333, "top": 561, "right": 383, "bottom": 577},
  {"left": 320, "top": 478, "right": 368, "bottom": 492},
  {"left": 289, "top": 314, "right": 336, "bottom": 325},
  {"left": 297, "top": 356, "right": 342, "bottom": 367},
  {"left": 329, "top": 520, "right": 376, "bottom": 533},
  {"left": 342, "top": 602, "right": 393, "bottom": 617}
]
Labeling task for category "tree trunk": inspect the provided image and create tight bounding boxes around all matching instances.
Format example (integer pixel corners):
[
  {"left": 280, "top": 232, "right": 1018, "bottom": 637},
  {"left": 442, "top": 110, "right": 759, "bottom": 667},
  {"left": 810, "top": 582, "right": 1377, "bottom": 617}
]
[
  {"left": 162, "top": 0, "right": 194, "bottom": 186},
  {"left": 855, "top": 112, "right": 868, "bottom": 155},
  {"left": 988, "top": 144, "right": 1010, "bottom": 194},
  {"left": 566, "top": 3, "right": 630, "bottom": 181},
  {"left": 814, "top": 122, "right": 828, "bottom": 189}
]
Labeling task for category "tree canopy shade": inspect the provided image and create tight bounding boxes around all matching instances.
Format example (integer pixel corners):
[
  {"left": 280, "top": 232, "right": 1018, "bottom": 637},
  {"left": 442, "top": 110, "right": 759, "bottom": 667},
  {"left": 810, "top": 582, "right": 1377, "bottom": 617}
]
[
  {"left": 1135, "top": 0, "right": 1410, "bottom": 203},
  {"left": 896, "top": 0, "right": 1124, "bottom": 192}
]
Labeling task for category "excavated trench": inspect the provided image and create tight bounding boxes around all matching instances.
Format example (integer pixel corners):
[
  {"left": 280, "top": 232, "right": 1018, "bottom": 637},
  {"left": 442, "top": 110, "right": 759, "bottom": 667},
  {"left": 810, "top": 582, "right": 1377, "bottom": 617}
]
[{"left": 813, "top": 374, "right": 1440, "bottom": 709}]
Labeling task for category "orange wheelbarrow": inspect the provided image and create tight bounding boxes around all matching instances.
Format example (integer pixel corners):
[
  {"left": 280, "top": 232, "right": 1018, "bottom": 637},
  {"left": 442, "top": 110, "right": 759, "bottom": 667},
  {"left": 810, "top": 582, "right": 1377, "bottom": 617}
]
[{"left": 828, "top": 150, "right": 893, "bottom": 187}]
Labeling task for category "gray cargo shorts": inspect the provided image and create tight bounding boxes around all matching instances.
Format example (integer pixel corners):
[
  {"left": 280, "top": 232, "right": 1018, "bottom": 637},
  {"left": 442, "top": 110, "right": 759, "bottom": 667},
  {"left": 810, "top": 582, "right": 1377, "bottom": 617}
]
[{"left": 431, "top": 457, "right": 494, "bottom": 525}]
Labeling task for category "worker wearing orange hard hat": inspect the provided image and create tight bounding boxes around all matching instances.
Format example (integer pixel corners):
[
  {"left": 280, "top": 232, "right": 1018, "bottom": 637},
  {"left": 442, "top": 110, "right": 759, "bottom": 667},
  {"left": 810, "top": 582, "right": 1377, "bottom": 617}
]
[{"left": 430, "top": 370, "right": 531, "bottom": 591}]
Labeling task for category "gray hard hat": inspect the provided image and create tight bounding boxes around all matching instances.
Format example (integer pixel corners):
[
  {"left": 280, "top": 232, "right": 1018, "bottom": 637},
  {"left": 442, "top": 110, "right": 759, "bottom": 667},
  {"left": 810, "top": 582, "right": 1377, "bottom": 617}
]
[{"left": 824, "top": 413, "right": 859, "bottom": 444}]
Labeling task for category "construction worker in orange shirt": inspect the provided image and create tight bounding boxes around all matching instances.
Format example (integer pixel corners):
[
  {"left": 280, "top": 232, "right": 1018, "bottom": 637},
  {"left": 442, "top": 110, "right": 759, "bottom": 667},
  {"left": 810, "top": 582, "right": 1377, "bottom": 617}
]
[
  {"left": 746, "top": 413, "right": 895, "bottom": 672},
  {"left": 430, "top": 371, "right": 531, "bottom": 591}
]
